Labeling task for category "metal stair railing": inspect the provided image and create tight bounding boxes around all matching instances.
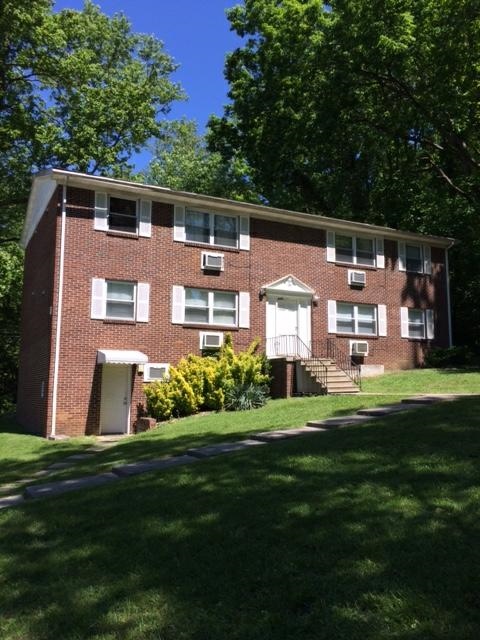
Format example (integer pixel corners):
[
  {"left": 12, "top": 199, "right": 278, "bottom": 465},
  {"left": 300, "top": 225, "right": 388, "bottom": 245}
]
[
  {"left": 325, "top": 337, "right": 361, "bottom": 388},
  {"left": 265, "top": 335, "right": 328, "bottom": 390}
]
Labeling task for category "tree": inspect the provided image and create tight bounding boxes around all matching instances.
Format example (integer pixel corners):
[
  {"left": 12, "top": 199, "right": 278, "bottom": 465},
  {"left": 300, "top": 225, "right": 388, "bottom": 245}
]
[
  {"left": 144, "top": 119, "right": 259, "bottom": 202},
  {"left": 0, "top": 0, "right": 183, "bottom": 407},
  {"left": 208, "top": 0, "right": 480, "bottom": 346}
]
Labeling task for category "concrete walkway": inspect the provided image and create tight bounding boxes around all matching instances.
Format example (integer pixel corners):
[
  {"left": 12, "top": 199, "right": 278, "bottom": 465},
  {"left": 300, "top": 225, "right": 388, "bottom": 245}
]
[{"left": 0, "top": 394, "right": 471, "bottom": 510}]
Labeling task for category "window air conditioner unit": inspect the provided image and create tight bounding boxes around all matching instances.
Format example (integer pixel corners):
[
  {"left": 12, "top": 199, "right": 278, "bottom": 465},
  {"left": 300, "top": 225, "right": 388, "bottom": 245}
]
[
  {"left": 143, "top": 363, "right": 169, "bottom": 382},
  {"left": 348, "top": 270, "right": 366, "bottom": 286},
  {"left": 351, "top": 341, "right": 369, "bottom": 356},
  {"left": 202, "top": 252, "right": 224, "bottom": 271},
  {"left": 200, "top": 332, "right": 223, "bottom": 349}
]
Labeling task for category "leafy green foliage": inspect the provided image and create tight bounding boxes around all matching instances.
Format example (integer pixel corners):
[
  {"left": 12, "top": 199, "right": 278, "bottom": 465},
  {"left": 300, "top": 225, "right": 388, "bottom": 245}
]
[
  {"left": 209, "top": 0, "right": 480, "bottom": 346},
  {"left": 224, "top": 382, "right": 269, "bottom": 411},
  {"left": 0, "top": 0, "right": 183, "bottom": 407},
  {"left": 144, "top": 335, "right": 270, "bottom": 421},
  {"left": 144, "top": 119, "right": 259, "bottom": 202},
  {"left": 424, "top": 346, "right": 477, "bottom": 369}
]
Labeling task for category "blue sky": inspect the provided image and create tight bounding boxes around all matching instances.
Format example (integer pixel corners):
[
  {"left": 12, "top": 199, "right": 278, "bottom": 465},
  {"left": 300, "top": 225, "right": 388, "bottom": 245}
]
[{"left": 53, "top": 0, "right": 242, "bottom": 168}]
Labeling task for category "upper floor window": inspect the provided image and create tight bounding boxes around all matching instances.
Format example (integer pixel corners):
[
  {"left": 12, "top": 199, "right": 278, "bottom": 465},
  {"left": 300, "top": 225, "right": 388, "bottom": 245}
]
[
  {"left": 94, "top": 192, "right": 152, "bottom": 237},
  {"left": 328, "top": 300, "right": 387, "bottom": 336},
  {"left": 398, "top": 242, "right": 432, "bottom": 274},
  {"left": 173, "top": 205, "right": 250, "bottom": 250},
  {"left": 91, "top": 278, "right": 150, "bottom": 322},
  {"left": 327, "top": 231, "right": 384, "bottom": 268},
  {"left": 108, "top": 197, "right": 137, "bottom": 233},
  {"left": 185, "top": 209, "right": 238, "bottom": 248}
]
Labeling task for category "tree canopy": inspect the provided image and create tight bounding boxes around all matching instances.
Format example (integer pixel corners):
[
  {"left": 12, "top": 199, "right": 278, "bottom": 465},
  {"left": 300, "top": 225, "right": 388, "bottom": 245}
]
[
  {"left": 208, "top": 0, "right": 480, "bottom": 346},
  {"left": 144, "top": 119, "right": 259, "bottom": 202},
  {"left": 0, "top": 0, "right": 183, "bottom": 407}
]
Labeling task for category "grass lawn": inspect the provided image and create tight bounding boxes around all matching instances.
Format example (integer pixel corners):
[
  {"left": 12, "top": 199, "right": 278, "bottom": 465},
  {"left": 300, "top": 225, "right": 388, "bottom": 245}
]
[
  {"left": 12, "top": 394, "right": 406, "bottom": 486},
  {"left": 362, "top": 367, "right": 480, "bottom": 394},
  {"left": 0, "top": 413, "right": 94, "bottom": 491},
  {"left": 1, "top": 396, "right": 480, "bottom": 639}
]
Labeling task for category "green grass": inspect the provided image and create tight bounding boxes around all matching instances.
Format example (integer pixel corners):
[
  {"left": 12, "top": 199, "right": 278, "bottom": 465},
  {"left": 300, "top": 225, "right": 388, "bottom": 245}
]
[
  {"left": 21, "top": 394, "right": 405, "bottom": 485},
  {"left": 362, "top": 367, "right": 480, "bottom": 394},
  {"left": 1, "top": 397, "right": 480, "bottom": 639},
  {"left": 0, "top": 414, "right": 93, "bottom": 491}
]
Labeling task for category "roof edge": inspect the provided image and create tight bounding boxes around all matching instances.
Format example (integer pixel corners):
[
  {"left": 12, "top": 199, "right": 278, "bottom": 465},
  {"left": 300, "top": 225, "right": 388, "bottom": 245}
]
[{"left": 25, "top": 169, "right": 456, "bottom": 248}]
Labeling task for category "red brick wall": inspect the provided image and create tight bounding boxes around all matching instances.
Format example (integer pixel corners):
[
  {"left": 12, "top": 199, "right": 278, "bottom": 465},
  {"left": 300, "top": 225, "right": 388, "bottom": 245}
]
[
  {"left": 16, "top": 187, "right": 61, "bottom": 435},
  {"left": 18, "top": 184, "right": 450, "bottom": 436}
]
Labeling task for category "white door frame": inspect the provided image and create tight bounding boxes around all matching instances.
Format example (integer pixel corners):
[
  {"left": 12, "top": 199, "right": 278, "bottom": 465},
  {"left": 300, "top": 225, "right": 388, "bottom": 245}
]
[
  {"left": 266, "top": 294, "right": 312, "bottom": 357},
  {"left": 99, "top": 364, "right": 131, "bottom": 434}
]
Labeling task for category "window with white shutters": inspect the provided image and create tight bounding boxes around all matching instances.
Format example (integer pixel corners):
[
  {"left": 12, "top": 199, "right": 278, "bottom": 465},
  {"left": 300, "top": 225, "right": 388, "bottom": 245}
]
[{"left": 94, "top": 192, "right": 151, "bottom": 237}]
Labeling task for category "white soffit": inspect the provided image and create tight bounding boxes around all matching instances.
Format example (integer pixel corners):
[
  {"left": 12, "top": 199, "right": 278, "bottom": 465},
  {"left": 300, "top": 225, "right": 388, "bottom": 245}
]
[
  {"left": 21, "top": 177, "right": 58, "bottom": 248},
  {"left": 97, "top": 349, "right": 148, "bottom": 365},
  {"left": 263, "top": 275, "right": 315, "bottom": 296}
]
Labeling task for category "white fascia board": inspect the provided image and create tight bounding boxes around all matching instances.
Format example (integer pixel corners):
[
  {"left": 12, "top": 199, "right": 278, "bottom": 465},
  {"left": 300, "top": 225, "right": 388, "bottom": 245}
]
[
  {"left": 21, "top": 175, "right": 58, "bottom": 248},
  {"left": 37, "top": 169, "right": 456, "bottom": 249}
]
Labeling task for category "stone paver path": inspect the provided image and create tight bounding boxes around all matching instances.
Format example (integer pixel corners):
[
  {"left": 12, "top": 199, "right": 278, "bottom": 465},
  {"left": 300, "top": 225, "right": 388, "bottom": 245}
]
[{"left": 0, "top": 394, "right": 474, "bottom": 510}]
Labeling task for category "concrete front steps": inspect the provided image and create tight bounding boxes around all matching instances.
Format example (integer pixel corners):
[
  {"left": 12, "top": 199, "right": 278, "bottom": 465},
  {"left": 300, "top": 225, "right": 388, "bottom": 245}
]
[{"left": 300, "top": 358, "right": 360, "bottom": 394}]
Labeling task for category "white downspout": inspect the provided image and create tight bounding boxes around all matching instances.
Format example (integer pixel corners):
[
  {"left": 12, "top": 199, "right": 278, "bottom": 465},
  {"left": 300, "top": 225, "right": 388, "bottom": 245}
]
[
  {"left": 50, "top": 183, "right": 67, "bottom": 438},
  {"left": 445, "top": 244, "right": 453, "bottom": 347}
]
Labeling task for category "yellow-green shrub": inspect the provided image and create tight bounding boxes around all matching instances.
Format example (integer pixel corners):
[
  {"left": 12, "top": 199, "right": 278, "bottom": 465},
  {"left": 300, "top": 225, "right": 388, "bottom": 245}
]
[{"left": 144, "top": 335, "right": 270, "bottom": 421}]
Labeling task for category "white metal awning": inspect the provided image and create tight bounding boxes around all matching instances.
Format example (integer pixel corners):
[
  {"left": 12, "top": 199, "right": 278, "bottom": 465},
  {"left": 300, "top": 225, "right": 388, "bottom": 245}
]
[{"left": 97, "top": 349, "right": 148, "bottom": 365}]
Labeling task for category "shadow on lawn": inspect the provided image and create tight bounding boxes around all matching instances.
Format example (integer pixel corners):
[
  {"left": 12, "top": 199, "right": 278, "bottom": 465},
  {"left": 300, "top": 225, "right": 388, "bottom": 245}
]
[
  {"left": 23, "top": 398, "right": 406, "bottom": 484},
  {"left": 1, "top": 398, "right": 480, "bottom": 639}
]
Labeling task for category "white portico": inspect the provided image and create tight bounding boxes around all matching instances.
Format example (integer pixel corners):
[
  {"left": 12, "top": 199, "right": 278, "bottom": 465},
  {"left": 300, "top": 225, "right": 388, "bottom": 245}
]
[{"left": 263, "top": 275, "right": 315, "bottom": 358}]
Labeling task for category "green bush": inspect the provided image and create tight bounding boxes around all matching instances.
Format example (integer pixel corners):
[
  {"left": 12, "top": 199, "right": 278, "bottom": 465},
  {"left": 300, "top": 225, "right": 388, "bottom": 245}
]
[
  {"left": 144, "top": 335, "right": 270, "bottom": 421},
  {"left": 425, "top": 346, "right": 477, "bottom": 368},
  {"left": 224, "top": 383, "right": 269, "bottom": 411}
]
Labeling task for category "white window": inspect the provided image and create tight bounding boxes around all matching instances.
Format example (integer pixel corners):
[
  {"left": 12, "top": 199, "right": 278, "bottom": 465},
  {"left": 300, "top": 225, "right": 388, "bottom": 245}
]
[
  {"left": 184, "top": 288, "right": 237, "bottom": 326},
  {"left": 185, "top": 209, "right": 238, "bottom": 247},
  {"left": 94, "top": 192, "right": 151, "bottom": 237},
  {"left": 143, "top": 363, "right": 169, "bottom": 382},
  {"left": 398, "top": 242, "right": 432, "bottom": 274},
  {"left": 174, "top": 206, "right": 250, "bottom": 250},
  {"left": 335, "top": 302, "right": 377, "bottom": 335},
  {"left": 171, "top": 286, "right": 250, "bottom": 328},
  {"left": 106, "top": 281, "right": 136, "bottom": 320},
  {"left": 326, "top": 232, "right": 384, "bottom": 268},
  {"left": 401, "top": 308, "right": 434, "bottom": 339},
  {"left": 91, "top": 278, "right": 150, "bottom": 322},
  {"left": 328, "top": 301, "right": 386, "bottom": 336}
]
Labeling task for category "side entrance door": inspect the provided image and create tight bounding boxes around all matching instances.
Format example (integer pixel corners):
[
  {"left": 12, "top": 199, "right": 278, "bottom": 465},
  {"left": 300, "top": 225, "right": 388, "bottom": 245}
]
[{"left": 99, "top": 364, "right": 131, "bottom": 434}]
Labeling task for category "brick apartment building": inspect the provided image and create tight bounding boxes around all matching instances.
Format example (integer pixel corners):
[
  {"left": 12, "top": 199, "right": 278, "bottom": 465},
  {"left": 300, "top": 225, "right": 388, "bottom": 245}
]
[{"left": 17, "top": 169, "right": 453, "bottom": 438}]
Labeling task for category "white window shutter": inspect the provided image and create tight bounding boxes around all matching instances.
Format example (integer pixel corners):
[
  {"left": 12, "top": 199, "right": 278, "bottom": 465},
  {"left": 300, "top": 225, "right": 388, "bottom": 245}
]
[
  {"left": 423, "top": 245, "right": 432, "bottom": 275},
  {"left": 139, "top": 200, "right": 152, "bottom": 238},
  {"left": 426, "top": 309, "right": 434, "bottom": 339},
  {"left": 174, "top": 205, "right": 186, "bottom": 242},
  {"left": 378, "top": 304, "right": 387, "bottom": 336},
  {"left": 136, "top": 282, "right": 150, "bottom": 322},
  {"left": 239, "top": 217, "right": 250, "bottom": 250},
  {"left": 398, "top": 242, "right": 406, "bottom": 271},
  {"left": 326, "top": 231, "right": 335, "bottom": 262},
  {"left": 171, "top": 286, "right": 185, "bottom": 324},
  {"left": 376, "top": 237, "right": 385, "bottom": 269},
  {"left": 94, "top": 192, "right": 108, "bottom": 231},
  {"left": 400, "top": 307, "right": 409, "bottom": 338},
  {"left": 327, "top": 300, "right": 337, "bottom": 333},
  {"left": 91, "top": 278, "right": 106, "bottom": 319},
  {"left": 238, "top": 291, "right": 250, "bottom": 328}
]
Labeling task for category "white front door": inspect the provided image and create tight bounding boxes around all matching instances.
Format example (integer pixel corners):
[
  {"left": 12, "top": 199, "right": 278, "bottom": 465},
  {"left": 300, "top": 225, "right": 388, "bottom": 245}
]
[
  {"left": 266, "top": 296, "right": 311, "bottom": 357},
  {"left": 100, "top": 364, "right": 131, "bottom": 434}
]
